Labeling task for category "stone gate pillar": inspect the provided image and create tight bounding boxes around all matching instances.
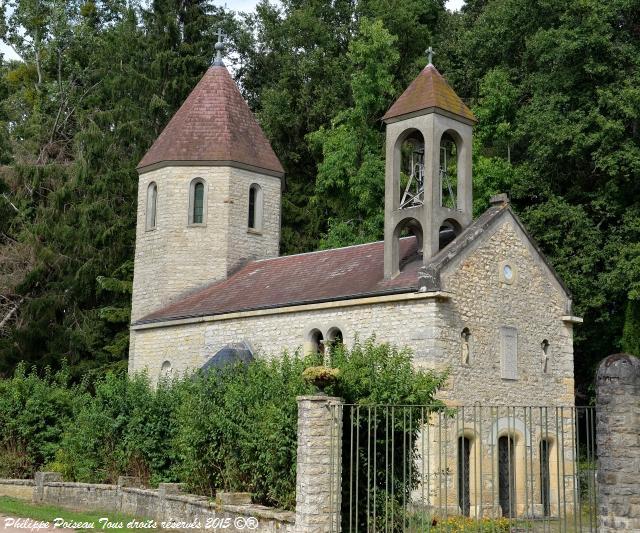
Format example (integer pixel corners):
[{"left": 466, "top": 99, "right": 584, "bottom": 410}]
[
  {"left": 295, "top": 395, "right": 343, "bottom": 533},
  {"left": 596, "top": 353, "right": 640, "bottom": 532}
]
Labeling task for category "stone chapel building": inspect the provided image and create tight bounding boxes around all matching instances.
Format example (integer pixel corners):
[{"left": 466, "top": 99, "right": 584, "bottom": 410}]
[
  {"left": 129, "top": 51, "right": 581, "bottom": 401},
  {"left": 129, "top": 44, "right": 583, "bottom": 518}
]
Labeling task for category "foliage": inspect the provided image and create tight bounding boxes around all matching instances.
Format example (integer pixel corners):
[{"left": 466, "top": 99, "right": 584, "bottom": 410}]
[
  {"left": 0, "top": 363, "right": 78, "bottom": 478},
  {"left": 0, "top": 339, "right": 444, "bottom": 512},
  {"left": 171, "top": 351, "right": 314, "bottom": 508},
  {"left": 430, "top": 515, "right": 513, "bottom": 532},
  {"left": 301, "top": 365, "right": 340, "bottom": 390},
  {"left": 1, "top": 0, "right": 638, "bottom": 395},
  {"left": 323, "top": 339, "right": 447, "bottom": 531},
  {"left": 57, "top": 370, "right": 179, "bottom": 486}
]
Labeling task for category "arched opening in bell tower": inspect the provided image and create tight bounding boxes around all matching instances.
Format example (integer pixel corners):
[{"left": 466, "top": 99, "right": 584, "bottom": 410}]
[
  {"left": 398, "top": 129, "right": 426, "bottom": 210},
  {"left": 439, "top": 131, "right": 461, "bottom": 210},
  {"left": 439, "top": 218, "right": 462, "bottom": 250},
  {"left": 393, "top": 217, "right": 423, "bottom": 273}
]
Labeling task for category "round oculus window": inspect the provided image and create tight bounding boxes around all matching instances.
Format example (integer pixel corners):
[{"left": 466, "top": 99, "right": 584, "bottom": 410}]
[{"left": 503, "top": 264, "right": 514, "bottom": 281}]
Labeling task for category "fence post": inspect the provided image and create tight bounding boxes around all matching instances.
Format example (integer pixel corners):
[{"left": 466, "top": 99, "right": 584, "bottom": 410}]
[
  {"left": 596, "top": 353, "right": 640, "bottom": 532},
  {"left": 295, "top": 395, "right": 343, "bottom": 533}
]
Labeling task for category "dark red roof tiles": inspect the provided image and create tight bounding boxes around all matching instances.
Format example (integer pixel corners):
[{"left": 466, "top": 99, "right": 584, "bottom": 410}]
[
  {"left": 138, "top": 66, "right": 284, "bottom": 175},
  {"left": 138, "top": 238, "right": 422, "bottom": 323},
  {"left": 383, "top": 64, "right": 476, "bottom": 123}
]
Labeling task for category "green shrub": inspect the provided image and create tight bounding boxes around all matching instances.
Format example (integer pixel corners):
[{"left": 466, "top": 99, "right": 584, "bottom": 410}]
[
  {"left": 0, "top": 363, "right": 78, "bottom": 478},
  {"left": 0, "top": 337, "right": 445, "bottom": 513},
  {"left": 171, "top": 352, "right": 316, "bottom": 508},
  {"left": 58, "top": 371, "right": 179, "bottom": 485},
  {"left": 325, "top": 338, "right": 448, "bottom": 530}
]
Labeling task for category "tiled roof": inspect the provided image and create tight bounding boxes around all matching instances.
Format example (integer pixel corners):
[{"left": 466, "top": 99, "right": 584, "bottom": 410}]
[
  {"left": 134, "top": 205, "right": 519, "bottom": 325},
  {"left": 382, "top": 64, "right": 476, "bottom": 123},
  {"left": 137, "top": 238, "right": 423, "bottom": 324},
  {"left": 138, "top": 66, "right": 284, "bottom": 176}
]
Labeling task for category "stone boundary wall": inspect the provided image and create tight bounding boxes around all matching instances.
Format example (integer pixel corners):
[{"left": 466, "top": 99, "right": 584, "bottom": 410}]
[
  {"left": 0, "top": 475, "right": 294, "bottom": 532},
  {"left": 596, "top": 353, "right": 640, "bottom": 532}
]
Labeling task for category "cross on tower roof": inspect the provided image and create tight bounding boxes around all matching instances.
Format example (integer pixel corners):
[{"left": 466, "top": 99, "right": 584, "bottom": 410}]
[
  {"left": 213, "top": 28, "right": 226, "bottom": 66},
  {"left": 426, "top": 46, "right": 435, "bottom": 65}
]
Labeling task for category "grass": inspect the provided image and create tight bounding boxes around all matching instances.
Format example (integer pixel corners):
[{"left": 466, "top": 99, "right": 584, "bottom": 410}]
[{"left": 0, "top": 496, "right": 161, "bottom": 532}]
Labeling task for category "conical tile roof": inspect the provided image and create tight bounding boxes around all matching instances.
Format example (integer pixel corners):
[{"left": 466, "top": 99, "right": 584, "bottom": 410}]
[
  {"left": 138, "top": 66, "right": 284, "bottom": 176},
  {"left": 383, "top": 64, "right": 476, "bottom": 123}
]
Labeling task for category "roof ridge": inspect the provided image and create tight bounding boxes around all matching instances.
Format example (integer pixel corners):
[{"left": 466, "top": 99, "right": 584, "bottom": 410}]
[{"left": 252, "top": 236, "right": 418, "bottom": 264}]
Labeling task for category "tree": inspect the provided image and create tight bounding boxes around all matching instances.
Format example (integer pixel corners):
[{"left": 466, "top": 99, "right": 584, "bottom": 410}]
[{"left": 308, "top": 18, "right": 398, "bottom": 248}]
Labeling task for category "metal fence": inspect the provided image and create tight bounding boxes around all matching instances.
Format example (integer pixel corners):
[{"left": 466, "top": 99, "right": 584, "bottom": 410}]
[{"left": 331, "top": 404, "right": 597, "bottom": 532}]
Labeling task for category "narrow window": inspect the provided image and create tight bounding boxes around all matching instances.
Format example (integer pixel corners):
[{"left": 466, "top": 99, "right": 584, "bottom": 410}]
[
  {"left": 498, "top": 435, "right": 516, "bottom": 518},
  {"left": 541, "top": 339, "right": 550, "bottom": 373},
  {"left": 439, "top": 132, "right": 458, "bottom": 210},
  {"left": 540, "top": 439, "right": 551, "bottom": 516},
  {"left": 146, "top": 182, "right": 157, "bottom": 230},
  {"left": 458, "top": 436, "right": 471, "bottom": 516},
  {"left": 461, "top": 328, "right": 471, "bottom": 365},
  {"left": 160, "top": 360, "right": 172, "bottom": 379},
  {"left": 193, "top": 182, "right": 204, "bottom": 224},
  {"left": 310, "top": 329, "right": 324, "bottom": 357},
  {"left": 248, "top": 183, "right": 263, "bottom": 231}
]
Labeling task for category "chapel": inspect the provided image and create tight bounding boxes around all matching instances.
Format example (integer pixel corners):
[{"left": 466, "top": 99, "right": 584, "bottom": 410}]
[{"left": 128, "top": 35, "right": 583, "bottom": 518}]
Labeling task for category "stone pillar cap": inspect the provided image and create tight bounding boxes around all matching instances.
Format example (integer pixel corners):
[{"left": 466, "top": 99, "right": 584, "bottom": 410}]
[
  {"left": 596, "top": 353, "right": 640, "bottom": 385},
  {"left": 490, "top": 193, "right": 510, "bottom": 206}
]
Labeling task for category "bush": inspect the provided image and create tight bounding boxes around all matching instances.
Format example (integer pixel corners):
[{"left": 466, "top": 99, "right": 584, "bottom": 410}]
[
  {"left": 0, "top": 337, "right": 445, "bottom": 513},
  {"left": 58, "top": 371, "right": 179, "bottom": 486},
  {"left": 171, "top": 351, "right": 316, "bottom": 508},
  {"left": 0, "top": 363, "right": 78, "bottom": 478},
  {"left": 325, "top": 338, "right": 447, "bottom": 530}
]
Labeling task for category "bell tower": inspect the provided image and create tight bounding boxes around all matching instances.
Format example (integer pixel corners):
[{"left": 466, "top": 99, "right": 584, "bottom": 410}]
[{"left": 382, "top": 50, "right": 476, "bottom": 279}]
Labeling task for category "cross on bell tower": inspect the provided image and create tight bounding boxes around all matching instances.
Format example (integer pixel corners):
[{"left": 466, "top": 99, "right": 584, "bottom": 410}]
[{"left": 382, "top": 56, "right": 477, "bottom": 279}]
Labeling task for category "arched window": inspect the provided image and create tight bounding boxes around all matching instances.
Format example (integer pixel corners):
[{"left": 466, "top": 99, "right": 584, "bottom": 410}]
[
  {"left": 146, "top": 182, "right": 157, "bottom": 230},
  {"left": 397, "top": 129, "right": 426, "bottom": 210},
  {"left": 160, "top": 360, "right": 172, "bottom": 379},
  {"left": 248, "top": 183, "right": 263, "bottom": 231},
  {"left": 458, "top": 436, "right": 471, "bottom": 516},
  {"left": 309, "top": 329, "right": 325, "bottom": 357},
  {"left": 326, "top": 327, "right": 344, "bottom": 358},
  {"left": 392, "top": 217, "right": 423, "bottom": 275},
  {"left": 498, "top": 435, "right": 516, "bottom": 518},
  {"left": 540, "top": 439, "right": 551, "bottom": 516},
  {"left": 188, "top": 178, "right": 207, "bottom": 225},
  {"left": 541, "top": 339, "right": 550, "bottom": 373}
]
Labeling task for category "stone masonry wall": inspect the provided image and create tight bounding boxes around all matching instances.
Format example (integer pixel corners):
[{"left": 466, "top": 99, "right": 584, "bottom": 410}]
[
  {"left": 596, "top": 353, "right": 640, "bottom": 532},
  {"left": 131, "top": 165, "right": 280, "bottom": 324},
  {"left": 438, "top": 216, "right": 575, "bottom": 406},
  {"left": 0, "top": 475, "right": 294, "bottom": 532},
  {"left": 131, "top": 216, "right": 574, "bottom": 412},
  {"left": 130, "top": 296, "right": 444, "bottom": 383}
]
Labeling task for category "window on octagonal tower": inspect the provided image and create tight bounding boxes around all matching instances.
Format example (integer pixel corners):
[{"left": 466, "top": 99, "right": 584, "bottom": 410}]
[
  {"left": 248, "top": 183, "right": 263, "bottom": 231},
  {"left": 146, "top": 182, "right": 157, "bottom": 230},
  {"left": 193, "top": 182, "right": 204, "bottom": 223},
  {"left": 189, "top": 178, "right": 206, "bottom": 225}
]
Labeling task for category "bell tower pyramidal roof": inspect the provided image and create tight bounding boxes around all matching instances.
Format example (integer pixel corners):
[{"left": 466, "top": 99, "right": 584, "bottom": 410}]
[
  {"left": 137, "top": 60, "right": 284, "bottom": 176},
  {"left": 382, "top": 62, "right": 476, "bottom": 124}
]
